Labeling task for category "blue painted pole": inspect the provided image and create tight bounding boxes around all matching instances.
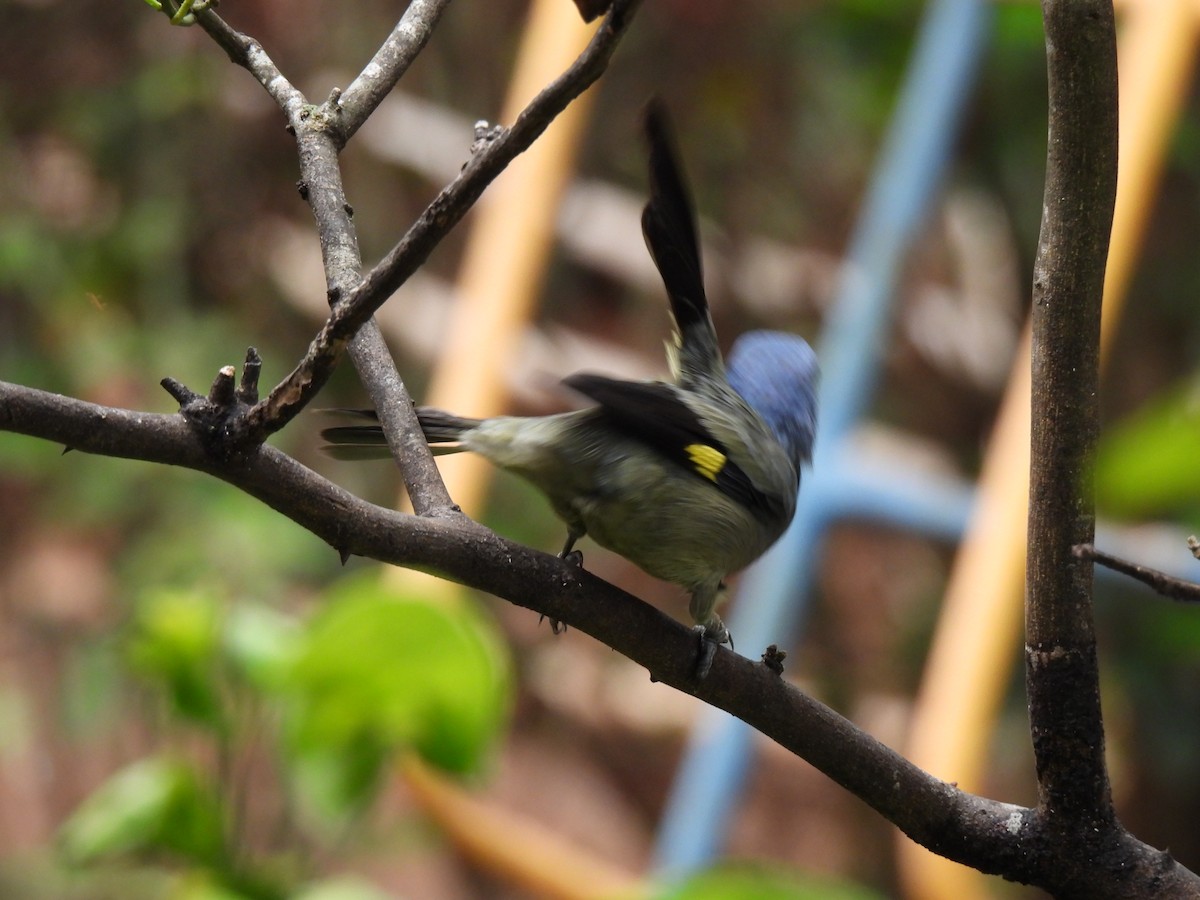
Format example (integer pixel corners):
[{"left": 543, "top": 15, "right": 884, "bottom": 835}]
[{"left": 653, "top": 0, "right": 993, "bottom": 876}]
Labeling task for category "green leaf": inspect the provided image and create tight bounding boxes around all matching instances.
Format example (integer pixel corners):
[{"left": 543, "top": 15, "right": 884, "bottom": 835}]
[
  {"left": 125, "top": 588, "right": 225, "bottom": 730},
  {"left": 173, "top": 874, "right": 259, "bottom": 900},
  {"left": 292, "top": 876, "right": 391, "bottom": 900},
  {"left": 224, "top": 603, "right": 301, "bottom": 691},
  {"left": 1096, "top": 376, "right": 1200, "bottom": 518},
  {"left": 651, "top": 864, "right": 886, "bottom": 900},
  {"left": 282, "top": 573, "right": 511, "bottom": 817},
  {"left": 59, "top": 757, "right": 225, "bottom": 868},
  {"left": 287, "top": 744, "right": 389, "bottom": 826}
]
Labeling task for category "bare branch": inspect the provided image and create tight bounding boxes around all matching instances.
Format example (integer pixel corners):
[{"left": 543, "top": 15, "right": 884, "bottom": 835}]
[
  {"left": 346, "top": 319, "right": 456, "bottom": 516},
  {"left": 238, "top": 0, "right": 642, "bottom": 445},
  {"left": 339, "top": 0, "right": 454, "bottom": 140},
  {"left": 172, "top": 0, "right": 464, "bottom": 513},
  {"left": 0, "top": 380, "right": 1037, "bottom": 878},
  {"left": 1073, "top": 543, "right": 1200, "bottom": 603},
  {"left": 156, "top": 0, "right": 641, "bottom": 502},
  {"left": 192, "top": 6, "right": 308, "bottom": 118},
  {"left": 1026, "top": 0, "right": 1117, "bottom": 829},
  {"left": 8, "top": 378, "right": 1199, "bottom": 891}
]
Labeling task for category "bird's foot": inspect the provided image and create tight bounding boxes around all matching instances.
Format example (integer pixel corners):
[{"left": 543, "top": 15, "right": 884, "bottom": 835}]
[
  {"left": 542, "top": 546, "right": 584, "bottom": 634},
  {"left": 692, "top": 621, "right": 733, "bottom": 680}
]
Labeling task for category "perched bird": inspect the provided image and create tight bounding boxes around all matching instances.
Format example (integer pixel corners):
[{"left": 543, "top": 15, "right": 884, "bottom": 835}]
[{"left": 324, "top": 103, "right": 818, "bottom": 675}]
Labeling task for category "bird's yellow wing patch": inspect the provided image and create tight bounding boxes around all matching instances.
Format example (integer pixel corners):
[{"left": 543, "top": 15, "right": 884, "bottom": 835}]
[{"left": 685, "top": 443, "right": 726, "bottom": 482}]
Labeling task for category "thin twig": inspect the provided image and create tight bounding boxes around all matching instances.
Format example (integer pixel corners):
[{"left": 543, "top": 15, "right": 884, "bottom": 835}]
[
  {"left": 339, "top": 0, "right": 454, "bottom": 140},
  {"left": 346, "top": 318, "right": 456, "bottom": 516},
  {"left": 169, "top": 0, "right": 640, "bottom": 456},
  {"left": 192, "top": 7, "right": 307, "bottom": 118},
  {"left": 1073, "top": 543, "right": 1200, "bottom": 603},
  {"left": 181, "top": 0, "right": 470, "bottom": 515},
  {"left": 239, "top": 0, "right": 641, "bottom": 445}
]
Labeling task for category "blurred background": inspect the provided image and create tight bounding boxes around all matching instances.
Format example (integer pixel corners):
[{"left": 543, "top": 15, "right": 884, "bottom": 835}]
[{"left": 2, "top": 0, "right": 1200, "bottom": 897}]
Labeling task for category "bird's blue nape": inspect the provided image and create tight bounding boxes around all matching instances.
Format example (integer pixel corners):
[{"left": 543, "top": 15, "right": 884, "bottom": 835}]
[{"left": 726, "top": 330, "right": 819, "bottom": 470}]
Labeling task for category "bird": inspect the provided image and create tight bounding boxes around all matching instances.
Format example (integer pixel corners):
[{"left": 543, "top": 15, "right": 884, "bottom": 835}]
[{"left": 323, "top": 102, "right": 818, "bottom": 676}]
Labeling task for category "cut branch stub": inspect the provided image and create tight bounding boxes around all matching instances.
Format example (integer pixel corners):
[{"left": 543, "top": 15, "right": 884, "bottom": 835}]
[{"left": 161, "top": 348, "right": 265, "bottom": 460}]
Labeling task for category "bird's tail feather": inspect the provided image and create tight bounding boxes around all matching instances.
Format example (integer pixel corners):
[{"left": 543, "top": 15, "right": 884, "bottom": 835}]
[
  {"left": 414, "top": 408, "right": 481, "bottom": 444},
  {"left": 641, "top": 100, "right": 721, "bottom": 384},
  {"left": 320, "top": 407, "right": 479, "bottom": 459}
]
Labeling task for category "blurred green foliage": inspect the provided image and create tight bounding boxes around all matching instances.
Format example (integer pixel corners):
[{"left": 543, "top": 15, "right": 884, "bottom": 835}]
[
  {"left": 283, "top": 574, "right": 512, "bottom": 819},
  {"left": 59, "top": 757, "right": 226, "bottom": 869},
  {"left": 1096, "top": 374, "right": 1200, "bottom": 518},
  {"left": 652, "top": 863, "right": 886, "bottom": 900},
  {"left": 126, "top": 588, "right": 228, "bottom": 730},
  {"left": 55, "top": 576, "right": 510, "bottom": 897}
]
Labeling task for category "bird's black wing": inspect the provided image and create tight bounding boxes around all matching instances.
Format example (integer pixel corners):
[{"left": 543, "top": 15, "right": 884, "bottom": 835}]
[{"left": 565, "top": 372, "right": 780, "bottom": 515}]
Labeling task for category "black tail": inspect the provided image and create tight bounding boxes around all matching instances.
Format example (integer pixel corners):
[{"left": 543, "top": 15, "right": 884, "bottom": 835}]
[
  {"left": 320, "top": 407, "right": 480, "bottom": 460},
  {"left": 641, "top": 101, "right": 721, "bottom": 384},
  {"left": 414, "top": 408, "right": 481, "bottom": 444}
]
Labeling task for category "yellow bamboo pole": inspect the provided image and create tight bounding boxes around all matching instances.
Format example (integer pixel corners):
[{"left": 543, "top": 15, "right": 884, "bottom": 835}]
[
  {"left": 384, "top": 0, "right": 597, "bottom": 574},
  {"left": 898, "top": 2, "right": 1199, "bottom": 897},
  {"left": 419, "top": 0, "right": 600, "bottom": 517},
  {"left": 402, "top": 756, "right": 644, "bottom": 900},
  {"left": 388, "top": 4, "right": 643, "bottom": 899}
]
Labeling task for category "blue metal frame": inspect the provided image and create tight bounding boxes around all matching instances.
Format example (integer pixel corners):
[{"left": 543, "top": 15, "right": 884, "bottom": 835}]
[{"left": 653, "top": 0, "right": 994, "bottom": 876}]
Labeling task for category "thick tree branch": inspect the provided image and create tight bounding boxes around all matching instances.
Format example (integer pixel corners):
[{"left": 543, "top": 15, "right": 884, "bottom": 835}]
[
  {"left": 1004, "top": 3, "right": 1200, "bottom": 897},
  {"left": 1027, "top": 0, "right": 1115, "bottom": 826},
  {"left": 6, "top": 379, "right": 1199, "bottom": 893},
  {"left": 0, "top": 380, "right": 1037, "bottom": 873}
]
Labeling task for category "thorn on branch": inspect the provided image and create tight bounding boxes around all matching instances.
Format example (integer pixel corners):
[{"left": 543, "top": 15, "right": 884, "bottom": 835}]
[
  {"left": 1072, "top": 543, "right": 1200, "bottom": 603},
  {"left": 571, "top": 0, "right": 613, "bottom": 22}
]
